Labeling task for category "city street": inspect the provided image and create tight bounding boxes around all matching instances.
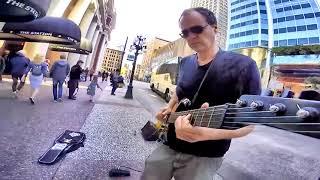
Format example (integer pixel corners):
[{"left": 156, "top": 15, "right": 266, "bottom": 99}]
[{"left": 1, "top": 79, "right": 320, "bottom": 180}]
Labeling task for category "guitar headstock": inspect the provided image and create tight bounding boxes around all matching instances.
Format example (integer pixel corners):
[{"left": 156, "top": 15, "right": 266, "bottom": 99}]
[{"left": 225, "top": 95, "right": 320, "bottom": 138}]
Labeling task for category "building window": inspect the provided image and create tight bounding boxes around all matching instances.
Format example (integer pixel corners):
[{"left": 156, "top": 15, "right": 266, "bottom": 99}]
[
  {"left": 279, "top": 40, "right": 287, "bottom": 46},
  {"left": 298, "top": 38, "right": 308, "bottom": 45},
  {"left": 297, "top": 25, "right": 306, "bottom": 31},
  {"left": 252, "top": 40, "right": 258, "bottom": 46},
  {"left": 245, "top": 41, "right": 252, "bottom": 47},
  {"left": 284, "top": 6, "right": 292, "bottom": 11},
  {"left": 260, "top": 10, "right": 267, "bottom": 14},
  {"left": 294, "top": 14, "right": 304, "bottom": 20},
  {"left": 259, "top": 2, "right": 265, "bottom": 6},
  {"left": 273, "top": 19, "right": 277, "bottom": 23},
  {"left": 274, "top": 41, "right": 279, "bottom": 46},
  {"left": 304, "top": 13, "right": 315, "bottom": 18},
  {"left": 252, "top": 29, "right": 259, "bottom": 34},
  {"left": 261, "top": 40, "right": 268, "bottom": 46},
  {"left": 292, "top": 5, "right": 301, "bottom": 10},
  {"left": 307, "top": 24, "right": 318, "bottom": 30},
  {"left": 261, "top": 29, "right": 268, "bottom": 34},
  {"left": 246, "top": 30, "right": 253, "bottom": 35},
  {"left": 276, "top": 8, "right": 284, "bottom": 12},
  {"left": 288, "top": 39, "right": 297, "bottom": 45},
  {"left": 309, "top": 37, "right": 320, "bottom": 44},
  {"left": 278, "top": 17, "right": 285, "bottom": 22},
  {"left": 301, "top": 3, "right": 311, "bottom": 8},
  {"left": 315, "top": 12, "right": 320, "bottom": 17},
  {"left": 286, "top": 16, "right": 294, "bottom": 21},
  {"left": 287, "top": 26, "right": 296, "bottom": 32},
  {"left": 274, "top": 0, "right": 281, "bottom": 4},
  {"left": 274, "top": 29, "right": 279, "bottom": 34},
  {"left": 279, "top": 28, "right": 287, "bottom": 33}
]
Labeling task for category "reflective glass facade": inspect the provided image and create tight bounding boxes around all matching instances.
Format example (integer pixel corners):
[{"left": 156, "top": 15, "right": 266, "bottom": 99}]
[{"left": 227, "top": 0, "right": 320, "bottom": 50}]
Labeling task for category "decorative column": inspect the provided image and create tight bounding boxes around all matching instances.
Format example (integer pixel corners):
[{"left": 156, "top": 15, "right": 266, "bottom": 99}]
[
  {"left": 85, "top": 28, "right": 100, "bottom": 68},
  {"left": 90, "top": 32, "right": 106, "bottom": 73}
]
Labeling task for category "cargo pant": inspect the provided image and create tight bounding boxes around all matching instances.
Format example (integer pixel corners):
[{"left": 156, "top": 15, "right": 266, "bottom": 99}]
[{"left": 141, "top": 145, "right": 223, "bottom": 180}]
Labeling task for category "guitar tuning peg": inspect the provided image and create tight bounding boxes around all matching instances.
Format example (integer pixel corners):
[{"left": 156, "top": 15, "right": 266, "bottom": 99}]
[
  {"left": 296, "top": 109, "right": 310, "bottom": 119},
  {"left": 269, "top": 103, "right": 286, "bottom": 113},
  {"left": 236, "top": 99, "right": 247, "bottom": 107},
  {"left": 296, "top": 104, "right": 301, "bottom": 110},
  {"left": 296, "top": 107, "right": 320, "bottom": 121},
  {"left": 250, "top": 101, "right": 264, "bottom": 110}
]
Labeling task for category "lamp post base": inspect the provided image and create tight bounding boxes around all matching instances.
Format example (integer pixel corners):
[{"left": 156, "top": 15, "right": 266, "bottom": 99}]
[{"left": 124, "top": 85, "right": 133, "bottom": 99}]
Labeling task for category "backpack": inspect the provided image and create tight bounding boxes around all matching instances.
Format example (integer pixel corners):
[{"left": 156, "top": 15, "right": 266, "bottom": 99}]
[{"left": 32, "top": 64, "right": 42, "bottom": 76}]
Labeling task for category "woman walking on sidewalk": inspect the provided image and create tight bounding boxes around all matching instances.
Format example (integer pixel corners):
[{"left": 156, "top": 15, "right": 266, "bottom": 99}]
[
  {"left": 24, "top": 54, "right": 48, "bottom": 104},
  {"left": 87, "top": 75, "right": 102, "bottom": 102}
]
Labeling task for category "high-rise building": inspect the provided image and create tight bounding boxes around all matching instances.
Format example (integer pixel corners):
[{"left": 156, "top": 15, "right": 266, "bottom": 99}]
[
  {"left": 191, "top": 0, "right": 228, "bottom": 49},
  {"left": 227, "top": 0, "right": 320, "bottom": 91},
  {"left": 101, "top": 48, "right": 122, "bottom": 73},
  {"left": 227, "top": 0, "right": 320, "bottom": 50}
]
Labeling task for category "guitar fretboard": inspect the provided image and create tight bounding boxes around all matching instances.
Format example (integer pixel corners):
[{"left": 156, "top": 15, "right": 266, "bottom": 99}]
[{"left": 167, "top": 105, "right": 227, "bottom": 128}]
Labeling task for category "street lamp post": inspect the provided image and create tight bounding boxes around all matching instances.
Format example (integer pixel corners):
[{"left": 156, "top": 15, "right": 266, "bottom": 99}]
[
  {"left": 119, "top": 36, "right": 128, "bottom": 72},
  {"left": 124, "top": 35, "right": 146, "bottom": 99}
]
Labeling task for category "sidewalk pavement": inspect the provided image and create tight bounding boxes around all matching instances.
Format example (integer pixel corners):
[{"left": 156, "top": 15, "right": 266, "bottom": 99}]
[{"left": 52, "top": 85, "right": 160, "bottom": 179}]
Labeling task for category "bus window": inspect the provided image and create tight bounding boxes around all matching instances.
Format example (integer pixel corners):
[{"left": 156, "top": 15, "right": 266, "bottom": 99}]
[{"left": 164, "top": 74, "right": 169, "bottom": 81}]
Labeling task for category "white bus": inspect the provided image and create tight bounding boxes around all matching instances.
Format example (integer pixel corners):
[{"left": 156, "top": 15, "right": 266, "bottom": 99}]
[{"left": 150, "top": 57, "right": 181, "bottom": 102}]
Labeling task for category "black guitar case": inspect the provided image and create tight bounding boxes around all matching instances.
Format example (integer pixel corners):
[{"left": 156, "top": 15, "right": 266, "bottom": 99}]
[{"left": 38, "top": 130, "right": 86, "bottom": 165}]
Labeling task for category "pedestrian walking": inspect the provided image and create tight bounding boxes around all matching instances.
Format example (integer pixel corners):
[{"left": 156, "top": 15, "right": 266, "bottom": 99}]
[
  {"left": 89, "top": 69, "right": 94, "bottom": 81},
  {"left": 110, "top": 69, "right": 123, "bottom": 95},
  {"left": 24, "top": 54, "right": 48, "bottom": 104},
  {"left": 87, "top": 75, "right": 103, "bottom": 102},
  {"left": 49, "top": 53, "right": 70, "bottom": 102},
  {"left": 101, "top": 71, "right": 107, "bottom": 82},
  {"left": 8, "top": 50, "right": 30, "bottom": 98},
  {"left": 68, "top": 60, "right": 84, "bottom": 100}
]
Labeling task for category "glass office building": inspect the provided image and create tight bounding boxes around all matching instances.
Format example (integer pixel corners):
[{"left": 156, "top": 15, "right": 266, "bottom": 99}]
[
  {"left": 228, "top": 0, "right": 269, "bottom": 50},
  {"left": 227, "top": 0, "right": 320, "bottom": 50},
  {"left": 272, "top": 0, "right": 320, "bottom": 47}
]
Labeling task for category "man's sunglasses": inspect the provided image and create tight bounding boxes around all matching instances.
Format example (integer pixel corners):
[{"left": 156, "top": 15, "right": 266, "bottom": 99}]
[{"left": 179, "top": 24, "right": 209, "bottom": 38}]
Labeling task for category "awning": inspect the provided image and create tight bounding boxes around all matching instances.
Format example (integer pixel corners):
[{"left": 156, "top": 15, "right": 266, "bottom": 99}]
[
  {"left": 273, "top": 64, "right": 320, "bottom": 77},
  {"left": 0, "top": 17, "right": 81, "bottom": 45},
  {"left": 0, "top": 0, "right": 51, "bottom": 22},
  {"left": 49, "top": 37, "right": 93, "bottom": 55}
]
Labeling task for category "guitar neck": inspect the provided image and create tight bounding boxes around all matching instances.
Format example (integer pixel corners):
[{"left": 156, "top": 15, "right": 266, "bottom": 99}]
[{"left": 167, "top": 105, "right": 304, "bottom": 129}]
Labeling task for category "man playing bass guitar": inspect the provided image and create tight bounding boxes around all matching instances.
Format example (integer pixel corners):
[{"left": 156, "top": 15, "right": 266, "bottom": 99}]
[{"left": 142, "top": 7, "right": 262, "bottom": 180}]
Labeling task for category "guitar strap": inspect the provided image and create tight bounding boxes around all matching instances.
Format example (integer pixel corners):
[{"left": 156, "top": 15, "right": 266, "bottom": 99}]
[{"left": 191, "top": 50, "right": 226, "bottom": 104}]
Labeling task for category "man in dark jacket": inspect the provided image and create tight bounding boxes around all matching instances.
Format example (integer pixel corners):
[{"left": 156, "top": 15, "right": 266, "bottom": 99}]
[
  {"left": 8, "top": 50, "right": 30, "bottom": 97},
  {"left": 68, "top": 60, "right": 84, "bottom": 100},
  {"left": 50, "top": 54, "right": 70, "bottom": 102}
]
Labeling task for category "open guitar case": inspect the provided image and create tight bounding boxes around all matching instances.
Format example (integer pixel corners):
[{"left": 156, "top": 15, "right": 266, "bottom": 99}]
[{"left": 38, "top": 130, "right": 86, "bottom": 165}]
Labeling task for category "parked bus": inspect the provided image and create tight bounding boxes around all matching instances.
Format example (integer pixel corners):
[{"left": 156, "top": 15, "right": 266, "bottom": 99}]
[{"left": 150, "top": 57, "right": 181, "bottom": 102}]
